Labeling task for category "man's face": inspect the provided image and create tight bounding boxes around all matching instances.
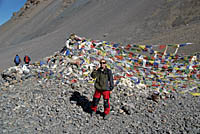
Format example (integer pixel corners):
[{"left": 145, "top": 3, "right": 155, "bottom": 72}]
[{"left": 100, "top": 60, "right": 106, "bottom": 68}]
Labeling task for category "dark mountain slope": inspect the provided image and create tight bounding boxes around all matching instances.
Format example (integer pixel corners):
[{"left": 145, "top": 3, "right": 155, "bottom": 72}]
[{"left": 0, "top": 0, "right": 199, "bottom": 70}]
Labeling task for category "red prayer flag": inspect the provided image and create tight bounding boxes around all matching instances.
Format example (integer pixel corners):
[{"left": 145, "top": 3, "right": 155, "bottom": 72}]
[
  {"left": 90, "top": 45, "right": 95, "bottom": 48},
  {"left": 125, "top": 44, "right": 131, "bottom": 50},
  {"left": 114, "top": 75, "right": 124, "bottom": 80},
  {"left": 159, "top": 45, "right": 166, "bottom": 50},
  {"left": 197, "top": 74, "right": 200, "bottom": 79},
  {"left": 71, "top": 79, "right": 77, "bottom": 83},
  {"left": 126, "top": 73, "right": 133, "bottom": 77},
  {"left": 115, "top": 55, "right": 123, "bottom": 60}
]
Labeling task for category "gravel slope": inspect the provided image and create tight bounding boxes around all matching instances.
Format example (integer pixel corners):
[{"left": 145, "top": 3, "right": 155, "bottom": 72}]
[{"left": 0, "top": 73, "right": 199, "bottom": 133}]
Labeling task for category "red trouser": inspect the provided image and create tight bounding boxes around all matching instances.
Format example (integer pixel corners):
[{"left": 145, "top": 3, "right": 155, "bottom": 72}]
[{"left": 91, "top": 90, "right": 110, "bottom": 115}]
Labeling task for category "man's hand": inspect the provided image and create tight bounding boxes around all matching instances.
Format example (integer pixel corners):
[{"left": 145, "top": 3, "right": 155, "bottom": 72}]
[
  {"left": 96, "top": 66, "right": 99, "bottom": 70},
  {"left": 110, "top": 91, "right": 112, "bottom": 98}
]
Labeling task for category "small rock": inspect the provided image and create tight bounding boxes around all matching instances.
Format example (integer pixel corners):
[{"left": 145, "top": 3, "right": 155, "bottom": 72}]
[
  {"left": 4, "top": 82, "right": 9, "bottom": 87},
  {"left": 147, "top": 108, "right": 153, "bottom": 113},
  {"left": 1, "top": 87, "right": 7, "bottom": 91},
  {"left": 119, "top": 109, "right": 124, "bottom": 114},
  {"left": 151, "top": 91, "right": 160, "bottom": 102},
  {"left": 121, "top": 105, "right": 131, "bottom": 115},
  {"left": 11, "top": 80, "right": 18, "bottom": 84}
]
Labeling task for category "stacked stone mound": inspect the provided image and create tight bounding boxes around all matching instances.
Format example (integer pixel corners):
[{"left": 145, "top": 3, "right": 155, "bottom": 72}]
[
  {"left": 0, "top": 34, "right": 151, "bottom": 96},
  {"left": 0, "top": 35, "right": 200, "bottom": 133},
  {"left": 1, "top": 34, "right": 200, "bottom": 97}
]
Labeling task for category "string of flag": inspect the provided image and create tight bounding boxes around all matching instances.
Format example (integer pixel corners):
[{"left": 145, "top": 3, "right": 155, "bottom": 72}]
[{"left": 64, "top": 34, "right": 200, "bottom": 96}]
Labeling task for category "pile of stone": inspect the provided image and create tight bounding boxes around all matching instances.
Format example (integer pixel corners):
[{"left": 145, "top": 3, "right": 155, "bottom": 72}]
[
  {"left": 0, "top": 35, "right": 200, "bottom": 133},
  {"left": 1, "top": 34, "right": 200, "bottom": 99}
]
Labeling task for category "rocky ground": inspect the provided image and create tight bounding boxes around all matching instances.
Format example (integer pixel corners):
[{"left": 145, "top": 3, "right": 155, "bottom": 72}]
[{"left": 0, "top": 70, "right": 200, "bottom": 133}]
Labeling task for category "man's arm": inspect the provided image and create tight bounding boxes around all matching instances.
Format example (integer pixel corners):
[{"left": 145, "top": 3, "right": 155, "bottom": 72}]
[
  {"left": 91, "top": 69, "right": 98, "bottom": 79},
  {"left": 109, "top": 70, "right": 114, "bottom": 91}
]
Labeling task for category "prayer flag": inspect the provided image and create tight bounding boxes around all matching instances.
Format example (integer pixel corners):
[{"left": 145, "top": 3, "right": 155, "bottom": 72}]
[{"left": 159, "top": 45, "right": 166, "bottom": 50}]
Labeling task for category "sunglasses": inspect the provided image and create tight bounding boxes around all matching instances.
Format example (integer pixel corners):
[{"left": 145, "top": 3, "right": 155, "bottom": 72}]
[{"left": 100, "top": 62, "right": 106, "bottom": 64}]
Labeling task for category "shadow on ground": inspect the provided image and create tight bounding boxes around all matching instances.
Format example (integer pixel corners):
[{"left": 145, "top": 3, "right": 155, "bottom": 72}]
[
  {"left": 70, "top": 91, "right": 107, "bottom": 117},
  {"left": 70, "top": 91, "right": 92, "bottom": 114}
]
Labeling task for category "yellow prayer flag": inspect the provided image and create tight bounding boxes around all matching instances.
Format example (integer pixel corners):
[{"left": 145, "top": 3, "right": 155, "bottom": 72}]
[
  {"left": 179, "top": 91, "right": 185, "bottom": 94},
  {"left": 174, "top": 67, "right": 179, "bottom": 70},
  {"left": 149, "top": 60, "right": 154, "bottom": 64},
  {"left": 190, "top": 92, "right": 200, "bottom": 96},
  {"left": 83, "top": 74, "right": 89, "bottom": 77},
  {"left": 139, "top": 45, "right": 145, "bottom": 50},
  {"left": 138, "top": 59, "right": 143, "bottom": 63},
  {"left": 102, "top": 52, "right": 106, "bottom": 56},
  {"left": 88, "top": 80, "right": 94, "bottom": 83},
  {"left": 107, "top": 64, "right": 111, "bottom": 69},
  {"left": 85, "top": 59, "right": 90, "bottom": 64}
]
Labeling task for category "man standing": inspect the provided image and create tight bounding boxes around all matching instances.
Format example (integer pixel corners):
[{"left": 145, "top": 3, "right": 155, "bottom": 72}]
[
  {"left": 24, "top": 55, "right": 31, "bottom": 65},
  {"left": 14, "top": 54, "right": 21, "bottom": 66},
  {"left": 90, "top": 59, "right": 114, "bottom": 119}
]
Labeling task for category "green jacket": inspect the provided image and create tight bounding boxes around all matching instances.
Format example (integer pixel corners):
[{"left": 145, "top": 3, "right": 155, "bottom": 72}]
[{"left": 91, "top": 67, "right": 114, "bottom": 91}]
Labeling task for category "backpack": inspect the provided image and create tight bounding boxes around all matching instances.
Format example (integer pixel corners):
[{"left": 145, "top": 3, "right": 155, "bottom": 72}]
[
  {"left": 25, "top": 56, "right": 30, "bottom": 63},
  {"left": 15, "top": 55, "right": 20, "bottom": 64}
]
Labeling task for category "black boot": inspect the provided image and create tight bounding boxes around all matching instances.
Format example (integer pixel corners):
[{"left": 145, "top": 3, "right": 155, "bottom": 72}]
[
  {"left": 103, "top": 113, "right": 111, "bottom": 120},
  {"left": 90, "top": 110, "right": 95, "bottom": 117}
]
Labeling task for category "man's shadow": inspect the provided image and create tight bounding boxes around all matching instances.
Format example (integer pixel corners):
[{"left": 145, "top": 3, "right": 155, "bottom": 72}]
[{"left": 70, "top": 91, "right": 92, "bottom": 114}]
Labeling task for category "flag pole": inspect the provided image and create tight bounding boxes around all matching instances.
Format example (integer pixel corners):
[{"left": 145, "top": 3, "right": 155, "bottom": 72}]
[
  {"left": 174, "top": 44, "right": 180, "bottom": 55},
  {"left": 162, "top": 45, "right": 168, "bottom": 59}
]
